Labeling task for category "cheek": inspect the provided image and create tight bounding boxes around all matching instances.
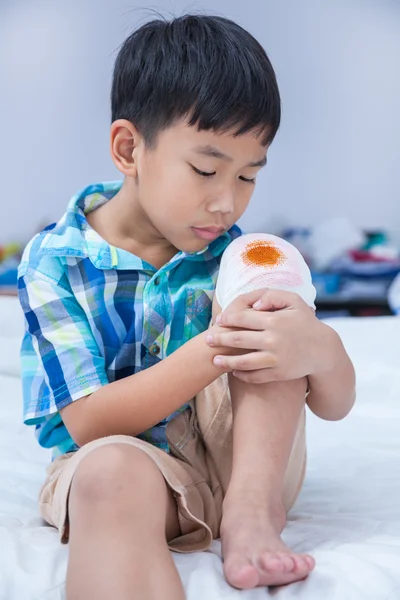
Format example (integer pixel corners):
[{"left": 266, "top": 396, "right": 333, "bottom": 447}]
[
  {"left": 168, "top": 174, "right": 200, "bottom": 216},
  {"left": 234, "top": 186, "right": 253, "bottom": 218},
  {"left": 145, "top": 162, "right": 200, "bottom": 219}
]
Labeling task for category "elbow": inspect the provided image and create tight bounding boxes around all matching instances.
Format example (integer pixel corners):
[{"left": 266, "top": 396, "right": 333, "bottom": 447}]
[
  {"left": 68, "top": 427, "right": 92, "bottom": 449},
  {"left": 307, "top": 389, "right": 356, "bottom": 422},
  {"left": 63, "top": 418, "right": 92, "bottom": 448},
  {"left": 60, "top": 396, "right": 95, "bottom": 448}
]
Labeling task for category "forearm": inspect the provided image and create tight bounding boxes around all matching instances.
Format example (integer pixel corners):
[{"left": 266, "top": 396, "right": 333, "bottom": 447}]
[
  {"left": 63, "top": 330, "right": 228, "bottom": 446},
  {"left": 307, "top": 324, "right": 356, "bottom": 421}
]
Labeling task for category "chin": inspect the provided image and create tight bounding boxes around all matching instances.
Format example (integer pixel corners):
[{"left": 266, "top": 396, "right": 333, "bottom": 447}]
[
  {"left": 178, "top": 240, "right": 208, "bottom": 254},
  {"left": 168, "top": 232, "right": 207, "bottom": 254}
]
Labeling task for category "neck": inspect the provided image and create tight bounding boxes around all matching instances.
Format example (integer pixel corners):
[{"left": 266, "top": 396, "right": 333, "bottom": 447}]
[{"left": 87, "top": 178, "right": 177, "bottom": 269}]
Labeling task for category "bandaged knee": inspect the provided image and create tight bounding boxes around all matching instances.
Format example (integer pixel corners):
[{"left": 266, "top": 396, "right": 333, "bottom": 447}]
[{"left": 215, "top": 233, "right": 316, "bottom": 310}]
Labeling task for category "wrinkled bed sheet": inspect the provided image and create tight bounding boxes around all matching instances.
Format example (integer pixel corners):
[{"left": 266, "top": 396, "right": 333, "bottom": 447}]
[{"left": 0, "top": 296, "right": 399, "bottom": 600}]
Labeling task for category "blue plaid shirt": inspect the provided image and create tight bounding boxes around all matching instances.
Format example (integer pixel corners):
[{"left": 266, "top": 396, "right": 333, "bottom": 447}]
[{"left": 18, "top": 182, "right": 241, "bottom": 458}]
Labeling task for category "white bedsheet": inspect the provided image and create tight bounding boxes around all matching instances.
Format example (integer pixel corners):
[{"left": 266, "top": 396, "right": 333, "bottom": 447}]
[{"left": 1, "top": 296, "right": 400, "bottom": 600}]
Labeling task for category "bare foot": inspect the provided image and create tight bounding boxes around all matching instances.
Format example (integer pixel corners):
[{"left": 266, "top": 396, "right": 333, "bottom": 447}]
[{"left": 220, "top": 501, "right": 315, "bottom": 589}]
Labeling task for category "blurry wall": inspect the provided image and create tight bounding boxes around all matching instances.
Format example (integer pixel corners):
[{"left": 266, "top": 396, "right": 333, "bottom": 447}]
[{"left": 0, "top": 0, "right": 399, "bottom": 242}]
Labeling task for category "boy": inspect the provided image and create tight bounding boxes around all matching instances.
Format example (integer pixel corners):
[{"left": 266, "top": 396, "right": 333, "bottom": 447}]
[{"left": 18, "top": 14, "right": 355, "bottom": 600}]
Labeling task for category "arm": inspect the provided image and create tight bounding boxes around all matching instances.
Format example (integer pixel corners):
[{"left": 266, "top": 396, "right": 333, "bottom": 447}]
[
  {"left": 209, "top": 232, "right": 356, "bottom": 422},
  {"left": 207, "top": 290, "right": 356, "bottom": 423},
  {"left": 19, "top": 264, "right": 236, "bottom": 448},
  {"left": 61, "top": 327, "right": 230, "bottom": 447},
  {"left": 306, "top": 322, "right": 356, "bottom": 421}
]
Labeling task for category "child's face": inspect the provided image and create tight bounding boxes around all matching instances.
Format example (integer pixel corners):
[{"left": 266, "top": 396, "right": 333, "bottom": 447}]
[{"left": 132, "top": 121, "right": 268, "bottom": 253}]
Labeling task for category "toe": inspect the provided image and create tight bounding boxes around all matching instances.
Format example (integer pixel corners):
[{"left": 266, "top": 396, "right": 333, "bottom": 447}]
[
  {"left": 292, "top": 554, "right": 313, "bottom": 577},
  {"left": 258, "top": 553, "right": 314, "bottom": 587},
  {"left": 304, "top": 554, "right": 316, "bottom": 571},
  {"left": 259, "top": 552, "right": 286, "bottom": 573},
  {"left": 224, "top": 556, "right": 260, "bottom": 590},
  {"left": 276, "top": 552, "right": 295, "bottom": 572}
]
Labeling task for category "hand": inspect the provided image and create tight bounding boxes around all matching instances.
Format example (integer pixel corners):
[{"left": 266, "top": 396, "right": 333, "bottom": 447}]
[{"left": 207, "top": 289, "right": 333, "bottom": 384}]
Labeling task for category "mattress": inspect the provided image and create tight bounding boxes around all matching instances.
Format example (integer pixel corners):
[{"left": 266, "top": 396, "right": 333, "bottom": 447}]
[{"left": 1, "top": 295, "right": 400, "bottom": 600}]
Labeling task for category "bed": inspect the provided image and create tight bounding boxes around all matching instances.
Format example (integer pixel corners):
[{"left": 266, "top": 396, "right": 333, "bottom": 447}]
[{"left": 1, "top": 295, "right": 400, "bottom": 600}]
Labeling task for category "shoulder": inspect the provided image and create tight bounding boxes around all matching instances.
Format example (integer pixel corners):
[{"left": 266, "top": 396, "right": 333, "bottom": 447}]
[
  {"left": 18, "top": 195, "right": 86, "bottom": 283},
  {"left": 18, "top": 228, "right": 71, "bottom": 292}
]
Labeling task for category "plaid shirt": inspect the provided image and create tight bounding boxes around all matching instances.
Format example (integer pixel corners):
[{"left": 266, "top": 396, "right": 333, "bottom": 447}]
[{"left": 18, "top": 182, "right": 241, "bottom": 457}]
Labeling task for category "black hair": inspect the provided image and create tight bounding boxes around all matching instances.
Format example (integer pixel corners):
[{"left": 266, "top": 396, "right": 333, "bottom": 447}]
[{"left": 111, "top": 14, "right": 281, "bottom": 147}]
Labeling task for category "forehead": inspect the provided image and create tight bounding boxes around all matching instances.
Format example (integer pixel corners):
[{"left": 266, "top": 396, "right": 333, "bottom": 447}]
[{"left": 157, "top": 120, "right": 268, "bottom": 160}]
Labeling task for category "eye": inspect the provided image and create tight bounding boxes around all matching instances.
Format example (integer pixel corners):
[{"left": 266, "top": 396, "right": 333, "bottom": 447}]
[
  {"left": 239, "top": 176, "right": 256, "bottom": 184},
  {"left": 191, "top": 165, "right": 216, "bottom": 177}
]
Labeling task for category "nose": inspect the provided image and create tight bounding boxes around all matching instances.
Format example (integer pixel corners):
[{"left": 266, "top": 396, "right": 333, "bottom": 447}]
[{"left": 207, "top": 187, "right": 235, "bottom": 215}]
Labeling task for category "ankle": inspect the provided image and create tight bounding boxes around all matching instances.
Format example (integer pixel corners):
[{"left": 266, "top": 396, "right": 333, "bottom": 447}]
[
  {"left": 222, "top": 492, "right": 286, "bottom": 531},
  {"left": 224, "top": 483, "right": 284, "bottom": 510}
]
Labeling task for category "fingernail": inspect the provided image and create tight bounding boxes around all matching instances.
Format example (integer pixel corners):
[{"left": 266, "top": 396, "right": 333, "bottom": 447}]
[
  {"left": 206, "top": 334, "right": 214, "bottom": 346},
  {"left": 253, "top": 300, "right": 262, "bottom": 309},
  {"left": 213, "top": 356, "right": 222, "bottom": 367},
  {"left": 216, "top": 314, "right": 222, "bottom": 325}
]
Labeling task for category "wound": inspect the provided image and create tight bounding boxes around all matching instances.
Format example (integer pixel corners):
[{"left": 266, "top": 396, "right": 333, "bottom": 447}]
[{"left": 241, "top": 240, "right": 287, "bottom": 269}]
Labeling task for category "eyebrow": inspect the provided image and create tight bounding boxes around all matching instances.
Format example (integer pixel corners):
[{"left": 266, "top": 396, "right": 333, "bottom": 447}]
[{"left": 192, "top": 145, "right": 267, "bottom": 168}]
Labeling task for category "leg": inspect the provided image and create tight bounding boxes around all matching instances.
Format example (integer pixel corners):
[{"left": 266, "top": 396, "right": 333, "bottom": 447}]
[
  {"left": 212, "top": 232, "right": 317, "bottom": 589},
  {"left": 66, "top": 444, "right": 185, "bottom": 600},
  {"left": 221, "top": 376, "right": 315, "bottom": 588}
]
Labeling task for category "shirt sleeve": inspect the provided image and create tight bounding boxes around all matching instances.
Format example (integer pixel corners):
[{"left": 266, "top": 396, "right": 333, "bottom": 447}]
[{"left": 18, "top": 263, "right": 108, "bottom": 424}]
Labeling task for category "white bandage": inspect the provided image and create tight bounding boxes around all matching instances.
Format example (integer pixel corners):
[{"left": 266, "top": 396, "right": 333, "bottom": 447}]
[{"left": 215, "top": 233, "right": 316, "bottom": 310}]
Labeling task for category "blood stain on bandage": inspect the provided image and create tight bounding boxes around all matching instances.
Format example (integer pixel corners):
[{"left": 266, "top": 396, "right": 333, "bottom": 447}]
[{"left": 241, "top": 240, "right": 286, "bottom": 268}]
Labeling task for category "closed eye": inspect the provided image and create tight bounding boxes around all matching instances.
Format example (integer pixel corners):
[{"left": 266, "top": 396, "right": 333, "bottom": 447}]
[
  {"left": 191, "top": 165, "right": 256, "bottom": 184},
  {"left": 191, "top": 165, "right": 216, "bottom": 177},
  {"left": 239, "top": 176, "right": 256, "bottom": 184}
]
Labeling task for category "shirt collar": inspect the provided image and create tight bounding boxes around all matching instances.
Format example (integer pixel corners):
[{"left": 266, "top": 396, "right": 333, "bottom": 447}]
[{"left": 38, "top": 181, "right": 237, "bottom": 269}]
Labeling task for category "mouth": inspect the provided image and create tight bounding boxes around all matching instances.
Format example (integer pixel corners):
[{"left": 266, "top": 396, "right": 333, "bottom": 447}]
[{"left": 191, "top": 226, "right": 225, "bottom": 241}]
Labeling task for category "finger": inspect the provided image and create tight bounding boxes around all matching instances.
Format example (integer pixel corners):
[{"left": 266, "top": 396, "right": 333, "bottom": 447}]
[
  {"left": 231, "top": 368, "right": 277, "bottom": 384},
  {"left": 236, "top": 289, "right": 269, "bottom": 307},
  {"left": 222, "top": 289, "right": 269, "bottom": 313},
  {"left": 213, "top": 350, "right": 277, "bottom": 371},
  {"left": 218, "top": 309, "right": 270, "bottom": 331},
  {"left": 253, "top": 289, "right": 302, "bottom": 311},
  {"left": 207, "top": 330, "right": 267, "bottom": 350}
]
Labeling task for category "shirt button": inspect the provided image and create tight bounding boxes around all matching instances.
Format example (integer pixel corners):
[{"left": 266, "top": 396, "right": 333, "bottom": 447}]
[
  {"left": 149, "top": 344, "right": 160, "bottom": 356},
  {"left": 154, "top": 276, "right": 161, "bottom": 285}
]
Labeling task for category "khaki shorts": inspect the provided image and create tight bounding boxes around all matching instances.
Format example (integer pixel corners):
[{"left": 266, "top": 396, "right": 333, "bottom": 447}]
[{"left": 39, "top": 376, "right": 306, "bottom": 553}]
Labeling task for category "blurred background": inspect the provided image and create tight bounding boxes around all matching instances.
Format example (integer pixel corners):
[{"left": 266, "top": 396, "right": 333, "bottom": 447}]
[{"left": 1, "top": 0, "right": 399, "bottom": 316}]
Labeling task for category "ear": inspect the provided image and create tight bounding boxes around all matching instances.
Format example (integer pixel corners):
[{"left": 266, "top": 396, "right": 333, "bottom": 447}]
[{"left": 110, "top": 119, "right": 144, "bottom": 177}]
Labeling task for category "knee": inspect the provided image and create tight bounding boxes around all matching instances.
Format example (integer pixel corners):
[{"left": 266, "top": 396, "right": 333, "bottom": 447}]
[
  {"left": 216, "top": 233, "right": 316, "bottom": 311},
  {"left": 71, "top": 444, "right": 160, "bottom": 508}
]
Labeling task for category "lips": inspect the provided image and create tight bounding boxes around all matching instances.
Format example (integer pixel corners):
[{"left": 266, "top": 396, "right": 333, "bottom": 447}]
[
  {"left": 202, "top": 226, "right": 224, "bottom": 233},
  {"left": 191, "top": 226, "right": 225, "bottom": 241}
]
